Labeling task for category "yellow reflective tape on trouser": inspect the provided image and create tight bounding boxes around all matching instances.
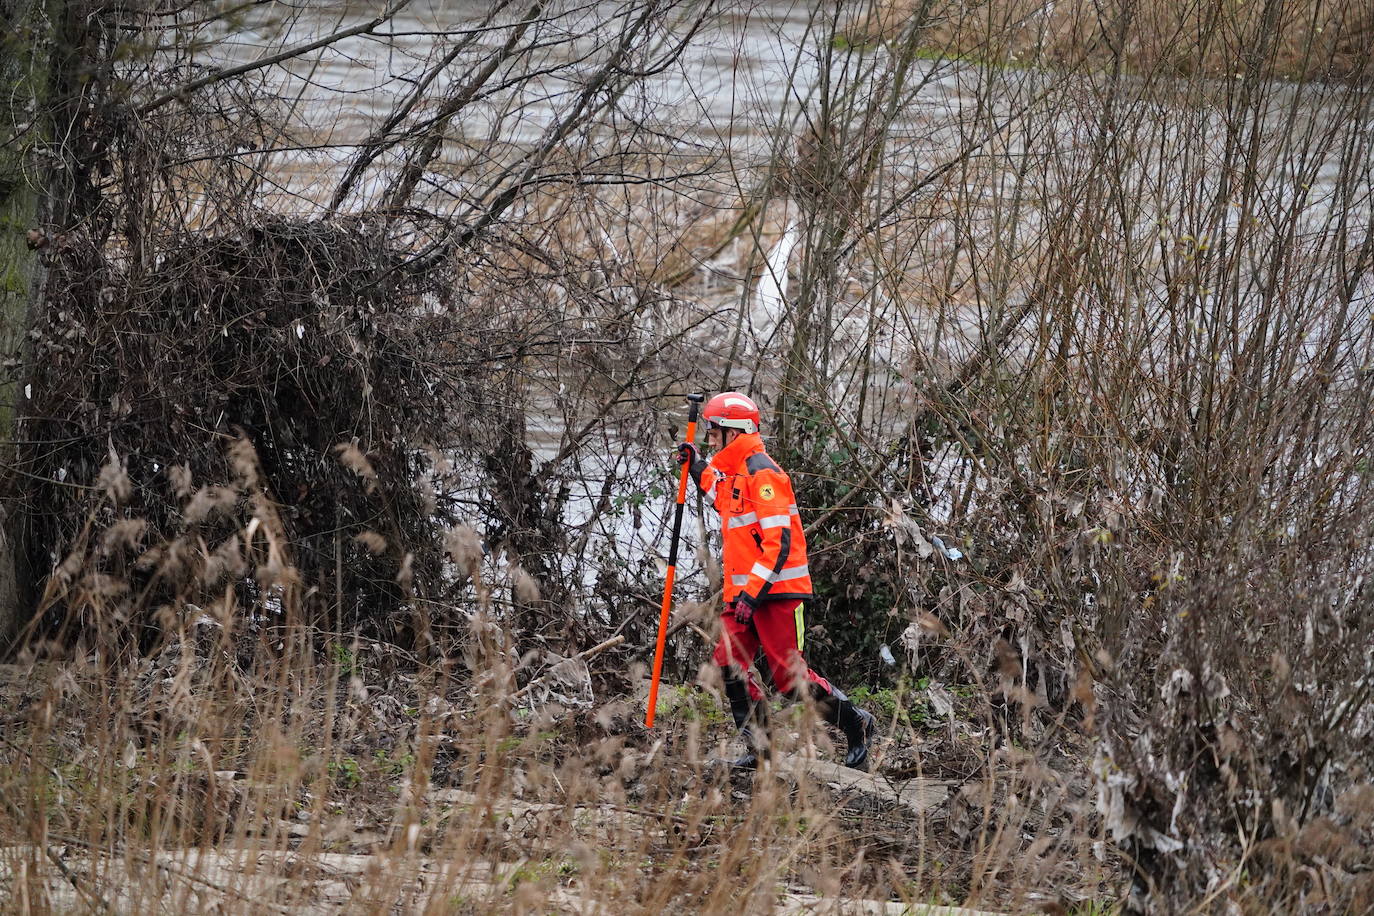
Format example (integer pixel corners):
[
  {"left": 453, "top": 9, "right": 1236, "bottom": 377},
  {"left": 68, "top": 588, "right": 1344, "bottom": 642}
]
[{"left": 795, "top": 602, "right": 805, "bottom": 653}]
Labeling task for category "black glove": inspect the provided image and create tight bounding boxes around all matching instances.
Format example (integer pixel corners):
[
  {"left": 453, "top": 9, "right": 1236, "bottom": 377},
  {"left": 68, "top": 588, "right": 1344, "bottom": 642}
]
[{"left": 677, "top": 442, "right": 705, "bottom": 487}]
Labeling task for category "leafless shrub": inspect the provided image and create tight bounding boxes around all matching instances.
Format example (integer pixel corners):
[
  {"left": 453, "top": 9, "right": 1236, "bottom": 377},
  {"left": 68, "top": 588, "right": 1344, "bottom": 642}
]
[{"left": 721, "top": 0, "right": 1374, "bottom": 910}]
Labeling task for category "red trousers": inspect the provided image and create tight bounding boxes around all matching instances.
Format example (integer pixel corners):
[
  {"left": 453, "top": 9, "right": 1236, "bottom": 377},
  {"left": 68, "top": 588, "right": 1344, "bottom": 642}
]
[{"left": 712, "top": 598, "right": 833, "bottom": 702}]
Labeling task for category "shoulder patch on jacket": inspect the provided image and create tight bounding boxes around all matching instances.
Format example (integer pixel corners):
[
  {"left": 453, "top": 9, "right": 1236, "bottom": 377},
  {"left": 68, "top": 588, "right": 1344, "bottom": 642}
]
[{"left": 745, "top": 452, "right": 781, "bottom": 474}]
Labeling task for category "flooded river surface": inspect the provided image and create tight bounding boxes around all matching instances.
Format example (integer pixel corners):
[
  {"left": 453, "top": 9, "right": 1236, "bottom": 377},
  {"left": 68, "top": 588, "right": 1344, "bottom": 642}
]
[{"left": 193, "top": 0, "right": 980, "bottom": 209}]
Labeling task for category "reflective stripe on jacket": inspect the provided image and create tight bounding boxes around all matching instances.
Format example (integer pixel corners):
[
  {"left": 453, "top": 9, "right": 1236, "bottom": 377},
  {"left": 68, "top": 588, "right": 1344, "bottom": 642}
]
[{"left": 695, "top": 432, "right": 812, "bottom": 604}]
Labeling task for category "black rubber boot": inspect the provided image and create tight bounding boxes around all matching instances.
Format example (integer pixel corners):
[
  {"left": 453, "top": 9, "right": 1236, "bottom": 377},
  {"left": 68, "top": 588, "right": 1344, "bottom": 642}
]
[
  {"left": 722, "top": 668, "right": 770, "bottom": 769},
  {"left": 814, "top": 685, "right": 878, "bottom": 772}
]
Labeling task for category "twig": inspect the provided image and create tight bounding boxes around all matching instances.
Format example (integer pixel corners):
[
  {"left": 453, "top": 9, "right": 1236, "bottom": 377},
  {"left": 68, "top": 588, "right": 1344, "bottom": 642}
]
[
  {"left": 505, "top": 634, "right": 626, "bottom": 704},
  {"left": 657, "top": 197, "right": 765, "bottom": 288},
  {"left": 139, "top": 0, "right": 416, "bottom": 114},
  {"left": 0, "top": 793, "right": 113, "bottom": 913},
  {"left": 149, "top": 853, "right": 296, "bottom": 916}
]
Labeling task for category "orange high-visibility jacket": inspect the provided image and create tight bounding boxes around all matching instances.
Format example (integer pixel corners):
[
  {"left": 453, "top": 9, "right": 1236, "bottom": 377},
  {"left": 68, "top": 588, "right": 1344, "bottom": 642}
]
[{"left": 695, "top": 432, "right": 812, "bottom": 605}]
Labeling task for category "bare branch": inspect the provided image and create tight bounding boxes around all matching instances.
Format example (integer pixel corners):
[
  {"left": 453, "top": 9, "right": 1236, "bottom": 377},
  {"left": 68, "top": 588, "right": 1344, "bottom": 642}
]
[{"left": 137, "top": 0, "right": 417, "bottom": 115}]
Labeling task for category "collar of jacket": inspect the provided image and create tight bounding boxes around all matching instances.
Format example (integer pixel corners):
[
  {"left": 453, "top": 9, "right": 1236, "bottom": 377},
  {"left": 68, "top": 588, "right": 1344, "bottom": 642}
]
[{"left": 709, "top": 431, "right": 765, "bottom": 475}]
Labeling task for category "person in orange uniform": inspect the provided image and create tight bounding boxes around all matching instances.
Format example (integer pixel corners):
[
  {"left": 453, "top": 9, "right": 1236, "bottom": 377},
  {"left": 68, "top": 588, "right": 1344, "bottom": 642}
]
[{"left": 677, "top": 392, "right": 877, "bottom": 771}]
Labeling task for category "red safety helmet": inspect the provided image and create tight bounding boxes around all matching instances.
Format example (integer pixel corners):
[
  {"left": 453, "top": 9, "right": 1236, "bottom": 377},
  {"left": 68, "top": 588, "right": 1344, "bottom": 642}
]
[{"left": 702, "top": 392, "right": 761, "bottom": 435}]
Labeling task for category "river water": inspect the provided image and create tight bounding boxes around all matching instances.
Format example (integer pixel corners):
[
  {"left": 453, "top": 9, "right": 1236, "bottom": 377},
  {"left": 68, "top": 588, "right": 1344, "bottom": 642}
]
[{"left": 192, "top": 0, "right": 981, "bottom": 208}]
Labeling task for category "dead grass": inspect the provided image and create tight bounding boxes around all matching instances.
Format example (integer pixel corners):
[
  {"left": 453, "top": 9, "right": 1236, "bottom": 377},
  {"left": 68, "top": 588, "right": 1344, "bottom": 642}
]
[
  {"left": 0, "top": 611, "right": 1117, "bottom": 913},
  {"left": 844, "top": 0, "right": 1371, "bottom": 83}
]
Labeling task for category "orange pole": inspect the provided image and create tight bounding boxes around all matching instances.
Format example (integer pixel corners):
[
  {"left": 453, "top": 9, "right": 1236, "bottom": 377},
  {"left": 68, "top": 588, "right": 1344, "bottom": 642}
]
[{"left": 646, "top": 394, "right": 703, "bottom": 727}]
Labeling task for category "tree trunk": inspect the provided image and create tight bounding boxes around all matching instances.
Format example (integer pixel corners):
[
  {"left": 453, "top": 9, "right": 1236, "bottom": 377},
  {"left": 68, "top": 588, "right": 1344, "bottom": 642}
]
[{"left": 0, "top": 0, "right": 61, "bottom": 651}]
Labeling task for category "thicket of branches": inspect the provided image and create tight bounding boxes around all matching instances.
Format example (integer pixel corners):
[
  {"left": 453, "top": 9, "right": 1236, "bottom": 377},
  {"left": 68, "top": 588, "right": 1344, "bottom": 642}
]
[
  {"left": 25, "top": 218, "right": 463, "bottom": 646},
  {"left": 5, "top": 0, "right": 718, "bottom": 659}
]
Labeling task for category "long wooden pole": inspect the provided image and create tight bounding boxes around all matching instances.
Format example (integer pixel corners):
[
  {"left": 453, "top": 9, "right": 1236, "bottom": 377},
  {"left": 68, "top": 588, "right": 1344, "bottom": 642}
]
[{"left": 645, "top": 393, "right": 702, "bottom": 727}]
